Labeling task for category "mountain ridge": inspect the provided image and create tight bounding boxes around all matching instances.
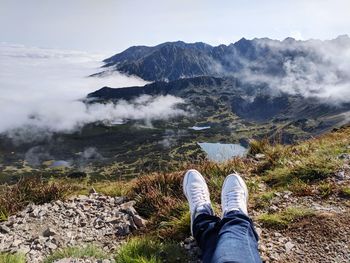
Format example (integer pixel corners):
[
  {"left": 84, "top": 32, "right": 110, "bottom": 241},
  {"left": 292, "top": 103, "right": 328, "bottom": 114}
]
[{"left": 97, "top": 35, "right": 350, "bottom": 82}]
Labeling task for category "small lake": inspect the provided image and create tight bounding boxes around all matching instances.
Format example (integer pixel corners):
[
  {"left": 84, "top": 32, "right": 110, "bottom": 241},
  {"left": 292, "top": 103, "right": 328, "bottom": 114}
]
[
  {"left": 50, "top": 160, "right": 71, "bottom": 168},
  {"left": 198, "top": 142, "right": 248, "bottom": 162},
  {"left": 189, "top": 126, "right": 211, "bottom": 131}
]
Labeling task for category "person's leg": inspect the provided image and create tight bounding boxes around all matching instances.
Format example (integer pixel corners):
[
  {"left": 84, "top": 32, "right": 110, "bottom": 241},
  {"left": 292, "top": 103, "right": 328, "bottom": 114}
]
[
  {"left": 211, "top": 210, "right": 261, "bottom": 263},
  {"left": 183, "top": 169, "right": 219, "bottom": 262},
  {"left": 192, "top": 212, "right": 220, "bottom": 263},
  {"left": 211, "top": 174, "right": 262, "bottom": 263}
]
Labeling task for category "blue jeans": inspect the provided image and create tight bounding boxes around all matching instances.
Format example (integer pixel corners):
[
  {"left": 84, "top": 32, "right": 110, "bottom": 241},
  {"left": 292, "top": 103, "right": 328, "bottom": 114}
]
[{"left": 193, "top": 210, "right": 262, "bottom": 263}]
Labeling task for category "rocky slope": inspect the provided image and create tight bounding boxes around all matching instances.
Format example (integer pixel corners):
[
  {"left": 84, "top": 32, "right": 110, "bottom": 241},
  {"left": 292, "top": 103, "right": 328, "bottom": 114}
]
[
  {"left": 1, "top": 127, "right": 350, "bottom": 262},
  {"left": 1, "top": 155, "right": 349, "bottom": 263},
  {"left": 0, "top": 193, "right": 147, "bottom": 263}
]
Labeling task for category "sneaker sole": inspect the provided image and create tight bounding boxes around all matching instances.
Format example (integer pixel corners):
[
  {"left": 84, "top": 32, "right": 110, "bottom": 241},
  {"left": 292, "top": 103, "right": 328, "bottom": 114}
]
[{"left": 221, "top": 173, "right": 249, "bottom": 217}]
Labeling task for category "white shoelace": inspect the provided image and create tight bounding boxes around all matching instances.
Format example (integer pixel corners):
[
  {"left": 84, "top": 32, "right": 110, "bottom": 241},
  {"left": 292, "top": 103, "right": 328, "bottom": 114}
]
[
  {"left": 191, "top": 187, "right": 208, "bottom": 204},
  {"left": 225, "top": 189, "right": 245, "bottom": 210}
]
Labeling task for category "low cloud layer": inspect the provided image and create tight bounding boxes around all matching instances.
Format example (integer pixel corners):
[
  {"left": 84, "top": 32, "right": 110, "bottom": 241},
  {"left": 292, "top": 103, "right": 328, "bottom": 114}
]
[
  {"left": 0, "top": 44, "right": 186, "bottom": 143},
  {"left": 230, "top": 36, "right": 350, "bottom": 104}
]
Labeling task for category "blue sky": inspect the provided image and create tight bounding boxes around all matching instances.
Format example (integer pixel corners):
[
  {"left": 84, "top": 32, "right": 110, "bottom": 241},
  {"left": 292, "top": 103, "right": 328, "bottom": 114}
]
[{"left": 1, "top": 0, "right": 350, "bottom": 53}]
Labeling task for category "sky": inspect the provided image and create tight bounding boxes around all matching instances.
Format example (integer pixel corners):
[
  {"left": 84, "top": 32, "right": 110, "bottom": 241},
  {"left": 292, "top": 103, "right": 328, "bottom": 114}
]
[{"left": 1, "top": 0, "right": 350, "bottom": 53}]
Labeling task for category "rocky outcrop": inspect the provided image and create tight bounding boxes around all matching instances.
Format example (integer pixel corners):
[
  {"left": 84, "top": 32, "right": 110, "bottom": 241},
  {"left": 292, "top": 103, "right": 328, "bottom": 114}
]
[{"left": 0, "top": 193, "right": 146, "bottom": 263}]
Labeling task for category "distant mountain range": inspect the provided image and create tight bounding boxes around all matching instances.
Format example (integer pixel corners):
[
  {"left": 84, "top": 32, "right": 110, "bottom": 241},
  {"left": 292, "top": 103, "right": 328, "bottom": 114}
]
[
  {"left": 96, "top": 35, "right": 350, "bottom": 82},
  {"left": 89, "top": 35, "right": 350, "bottom": 133}
]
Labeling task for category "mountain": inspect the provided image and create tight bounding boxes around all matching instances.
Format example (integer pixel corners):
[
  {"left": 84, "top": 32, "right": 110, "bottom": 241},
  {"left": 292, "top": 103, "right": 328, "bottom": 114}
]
[
  {"left": 97, "top": 36, "right": 350, "bottom": 82},
  {"left": 99, "top": 41, "right": 216, "bottom": 81},
  {"left": 88, "top": 76, "right": 350, "bottom": 127},
  {"left": 89, "top": 35, "right": 350, "bottom": 135}
]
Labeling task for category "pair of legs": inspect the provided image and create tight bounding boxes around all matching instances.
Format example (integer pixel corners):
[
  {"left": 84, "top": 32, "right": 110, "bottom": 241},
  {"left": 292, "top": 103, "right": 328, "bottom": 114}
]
[{"left": 183, "top": 169, "right": 262, "bottom": 263}]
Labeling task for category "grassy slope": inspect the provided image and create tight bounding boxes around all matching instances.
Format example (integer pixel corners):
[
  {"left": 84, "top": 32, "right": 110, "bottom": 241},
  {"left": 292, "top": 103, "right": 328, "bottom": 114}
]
[{"left": 0, "top": 126, "right": 349, "bottom": 262}]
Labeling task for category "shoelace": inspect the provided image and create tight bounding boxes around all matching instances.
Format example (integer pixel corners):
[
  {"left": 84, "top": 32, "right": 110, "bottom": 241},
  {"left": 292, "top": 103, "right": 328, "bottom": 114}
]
[
  {"left": 191, "top": 187, "right": 208, "bottom": 206},
  {"left": 225, "top": 189, "right": 244, "bottom": 209}
]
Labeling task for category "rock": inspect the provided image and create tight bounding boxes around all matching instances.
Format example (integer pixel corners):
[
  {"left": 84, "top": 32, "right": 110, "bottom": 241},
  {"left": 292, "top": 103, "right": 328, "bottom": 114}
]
[
  {"left": 0, "top": 225, "right": 11, "bottom": 233},
  {"left": 260, "top": 244, "right": 267, "bottom": 252},
  {"left": 0, "top": 193, "right": 143, "bottom": 262},
  {"left": 89, "top": 187, "right": 97, "bottom": 194},
  {"left": 282, "top": 191, "right": 292, "bottom": 198},
  {"left": 268, "top": 205, "right": 279, "bottom": 212},
  {"left": 120, "top": 201, "right": 136, "bottom": 210},
  {"left": 114, "top": 197, "right": 127, "bottom": 205},
  {"left": 29, "top": 207, "right": 40, "bottom": 218},
  {"left": 18, "top": 245, "right": 31, "bottom": 255},
  {"left": 132, "top": 215, "right": 147, "bottom": 228},
  {"left": 184, "top": 237, "right": 193, "bottom": 244},
  {"left": 269, "top": 252, "right": 280, "bottom": 261},
  {"left": 43, "top": 227, "right": 57, "bottom": 237},
  {"left": 255, "top": 227, "right": 262, "bottom": 237},
  {"left": 285, "top": 241, "right": 295, "bottom": 253},
  {"left": 12, "top": 239, "right": 22, "bottom": 247},
  {"left": 46, "top": 241, "right": 58, "bottom": 250},
  {"left": 116, "top": 225, "right": 130, "bottom": 236},
  {"left": 184, "top": 243, "right": 192, "bottom": 250},
  {"left": 338, "top": 153, "right": 350, "bottom": 160},
  {"left": 274, "top": 232, "right": 282, "bottom": 237},
  {"left": 336, "top": 170, "right": 346, "bottom": 180},
  {"left": 255, "top": 153, "right": 266, "bottom": 160}
]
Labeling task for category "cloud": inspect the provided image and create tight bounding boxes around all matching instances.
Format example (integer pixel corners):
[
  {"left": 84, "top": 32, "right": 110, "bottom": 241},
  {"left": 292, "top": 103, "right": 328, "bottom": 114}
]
[
  {"left": 230, "top": 36, "right": 350, "bottom": 104},
  {"left": 0, "top": 44, "right": 187, "bottom": 143}
]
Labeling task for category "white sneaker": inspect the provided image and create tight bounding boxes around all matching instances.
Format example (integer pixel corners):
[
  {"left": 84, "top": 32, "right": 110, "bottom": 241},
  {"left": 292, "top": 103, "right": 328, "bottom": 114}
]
[
  {"left": 183, "top": 169, "right": 213, "bottom": 235},
  {"left": 221, "top": 173, "right": 249, "bottom": 217}
]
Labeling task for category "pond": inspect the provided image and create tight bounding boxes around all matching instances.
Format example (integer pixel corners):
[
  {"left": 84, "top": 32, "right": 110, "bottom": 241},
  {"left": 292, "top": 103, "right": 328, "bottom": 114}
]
[
  {"left": 189, "top": 126, "right": 211, "bottom": 131},
  {"left": 50, "top": 160, "right": 71, "bottom": 168},
  {"left": 198, "top": 142, "right": 248, "bottom": 162}
]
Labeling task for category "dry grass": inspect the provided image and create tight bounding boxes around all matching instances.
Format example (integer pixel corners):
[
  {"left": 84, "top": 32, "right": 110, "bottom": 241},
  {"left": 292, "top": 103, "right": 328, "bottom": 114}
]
[
  {"left": 0, "top": 176, "right": 70, "bottom": 221},
  {"left": 128, "top": 171, "right": 184, "bottom": 220}
]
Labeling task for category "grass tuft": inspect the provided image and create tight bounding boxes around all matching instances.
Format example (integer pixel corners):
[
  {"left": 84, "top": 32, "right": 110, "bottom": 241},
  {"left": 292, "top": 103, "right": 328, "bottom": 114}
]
[
  {"left": 115, "top": 236, "right": 189, "bottom": 263},
  {"left": 0, "top": 176, "right": 69, "bottom": 221},
  {"left": 318, "top": 182, "right": 334, "bottom": 198},
  {"left": 43, "top": 244, "right": 110, "bottom": 263},
  {"left": 128, "top": 171, "right": 184, "bottom": 219},
  {"left": 340, "top": 186, "right": 350, "bottom": 198},
  {"left": 0, "top": 253, "right": 25, "bottom": 263},
  {"left": 257, "top": 207, "right": 315, "bottom": 228},
  {"left": 254, "top": 191, "right": 276, "bottom": 209},
  {"left": 158, "top": 205, "right": 190, "bottom": 240},
  {"left": 287, "top": 178, "right": 313, "bottom": 196}
]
